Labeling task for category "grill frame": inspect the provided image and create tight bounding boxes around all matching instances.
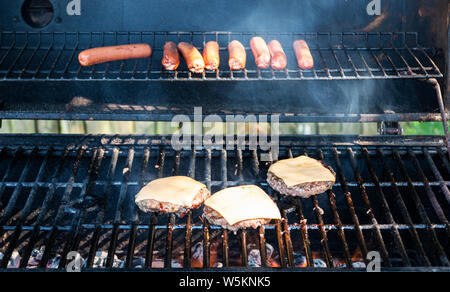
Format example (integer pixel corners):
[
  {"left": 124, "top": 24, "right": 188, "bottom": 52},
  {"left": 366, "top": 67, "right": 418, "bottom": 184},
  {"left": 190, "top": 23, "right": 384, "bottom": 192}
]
[{"left": 0, "top": 134, "right": 449, "bottom": 271}]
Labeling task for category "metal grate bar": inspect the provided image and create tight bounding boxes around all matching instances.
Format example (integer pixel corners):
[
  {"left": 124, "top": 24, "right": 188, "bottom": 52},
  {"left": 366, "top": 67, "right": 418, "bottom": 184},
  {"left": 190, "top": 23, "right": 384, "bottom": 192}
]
[
  {"left": 40, "top": 146, "right": 86, "bottom": 269},
  {"left": 331, "top": 148, "right": 369, "bottom": 261},
  {"left": 265, "top": 150, "right": 288, "bottom": 268},
  {"left": 287, "top": 148, "right": 313, "bottom": 267},
  {"left": 275, "top": 220, "right": 287, "bottom": 268},
  {"left": 281, "top": 209, "right": 295, "bottom": 267},
  {"left": 423, "top": 148, "right": 450, "bottom": 205},
  {"left": 58, "top": 147, "right": 104, "bottom": 269},
  {"left": 318, "top": 149, "right": 352, "bottom": 268},
  {"left": 0, "top": 148, "right": 23, "bottom": 207},
  {"left": 86, "top": 147, "right": 119, "bottom": 268},
  {"left": 145, "top": 214, "right": 157, "bottom": 268},
  {"left": 347, "top": 148, "right": 392, "bottom": 267},
  {"left": 66, "top": 148, "right": 105, "bottom": 265},
  {"left": 377, "top": 148, "right": 431, "bottom": 266},
  {"left": 12, "top": 149, "right": 52, "bottom": 225},
  {"left": 362, "top": 148, "right": 411, "bottom": 266},
  {"left": 393, "top": 150, "right": 449, "bottom": 266},
  {"left": 304, "top": 148, "right": 333, "bottom": 268},
  {"left": 126, "top": 147, "right": 150, "bottom": 268},
  {"left": 184, "top": 211, "right": 193, "bottom": 268},
  {"left": 258, "top": 225, "right": 267, "bottom": 268},
  {"left": 409, "top": 150, "right": 450, "bottom": 233},
  {"left": 0, "top": 148, "right": 38, "bottom": 224},
  {"left": 220, "top": 149, "right": 229, "bottom": 267},
  {"left": 183, "top": 149, "right": 197, "bottom": 268},
  {"left": 106, "top": 148, "right": 134, "bottom": 268},
  {"left": 18, "top": 34, "right": 42, "bottom": 79},
  {"left": 19, "top": 149, "right": 68, "bottom": 268},
  {"left": 240, "top": 230, "right": 248, "bottom": 267},
  {"left": 164, "top": 214, "right": 175, "bottom": 268},
  {"left": 203, "top": 148, "right": 212, "bottom": 268}
]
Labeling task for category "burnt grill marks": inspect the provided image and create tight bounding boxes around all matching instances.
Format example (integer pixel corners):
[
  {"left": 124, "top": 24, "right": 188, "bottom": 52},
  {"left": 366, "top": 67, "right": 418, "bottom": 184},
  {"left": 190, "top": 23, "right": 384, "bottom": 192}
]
[{"left": 0, "top": 142, "right": 449, "bottom": 270}]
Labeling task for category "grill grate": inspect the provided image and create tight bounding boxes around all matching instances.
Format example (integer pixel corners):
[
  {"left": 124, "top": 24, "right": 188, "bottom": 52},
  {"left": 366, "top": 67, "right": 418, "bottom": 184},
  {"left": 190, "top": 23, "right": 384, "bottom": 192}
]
[
  {"left": 0, "top": 135, "right": 449, "bottom": 271},
  {"left": 0, "top": 31, "right": 443, "bottom": 81}
]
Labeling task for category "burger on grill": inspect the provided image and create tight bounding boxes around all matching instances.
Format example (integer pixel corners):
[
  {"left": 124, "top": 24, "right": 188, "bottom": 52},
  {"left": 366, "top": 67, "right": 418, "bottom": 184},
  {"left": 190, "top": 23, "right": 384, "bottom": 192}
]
[
  {"left": 135, "top": 176, "right": 210, "bottom": 216},
  {"left": 267, "top": 156, "right": 336, "bottom": 198},
  {"left": 203, "top": 185, "right": 281, "bottom": 232}
]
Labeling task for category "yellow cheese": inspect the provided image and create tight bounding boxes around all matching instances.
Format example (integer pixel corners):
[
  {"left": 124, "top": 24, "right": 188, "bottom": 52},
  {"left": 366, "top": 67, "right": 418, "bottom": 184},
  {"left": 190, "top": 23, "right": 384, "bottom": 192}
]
[
  {"left": 268, "top": 156, "right": 335, "bottom": 187},
  {"left": 205, "top": 185, "right": 281, "bottom": 225},
  {"left": 135, "top": 176, "right": 206, "bottom": 206}
]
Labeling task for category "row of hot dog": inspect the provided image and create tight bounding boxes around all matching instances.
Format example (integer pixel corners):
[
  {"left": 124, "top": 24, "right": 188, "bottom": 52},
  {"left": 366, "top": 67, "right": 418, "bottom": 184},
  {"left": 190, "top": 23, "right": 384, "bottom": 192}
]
[{"left": 78, "top": 37, "right": 314, "bottom": 73}]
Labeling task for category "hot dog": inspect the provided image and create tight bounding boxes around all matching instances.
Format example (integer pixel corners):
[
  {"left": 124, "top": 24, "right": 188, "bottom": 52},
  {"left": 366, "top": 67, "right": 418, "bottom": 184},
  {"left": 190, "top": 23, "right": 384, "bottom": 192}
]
[
  {"left": 78, "top": 44, "right": 152, "bottom": 67},
  {"left": 162, "top": 41, "right": 180, "bottom": 71},
  {"left": 177, "top": 42, "right": 205, "bottom": 73},
  {"left": 293, "top": 40, "right": 314, "bottom": 70},
  {"left": 268, "top": 40, "right": 287, "bottom": 70},
  {"left": 250, "top": 37, "right": 271, "bottom": 69},
  {"left": 228, "top": 40, "right": 246, "bottom": 70},
  {"left": 203, "top": 41, "right": 220, "bottom": 70}
]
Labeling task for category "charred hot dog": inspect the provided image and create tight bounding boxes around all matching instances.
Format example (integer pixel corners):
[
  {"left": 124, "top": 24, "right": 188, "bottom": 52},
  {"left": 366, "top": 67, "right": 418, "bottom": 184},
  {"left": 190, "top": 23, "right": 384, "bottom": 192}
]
[
  {"left": 177, "top": 42, "right": 205, "bottom": 74},
  {"left": 293, "top": 40, "right": 314, "bottom": 70},
  {"left": 203, "top": 41, "right": 220, "bottom": 70},
  {"left": 228, "top": 40, "right": 246, "bottom": 70},
  {"left": 250, "top": 37, "right": 271, "bottom": 69},
  {"left": 78, "top": 44, "right": 152, "bottom": 67},
  {"left": 162, "top": 41, "right": 180, "bottom": 71},
  {"left": 268, "top": 40, "right": 287, "bottom": 70}
]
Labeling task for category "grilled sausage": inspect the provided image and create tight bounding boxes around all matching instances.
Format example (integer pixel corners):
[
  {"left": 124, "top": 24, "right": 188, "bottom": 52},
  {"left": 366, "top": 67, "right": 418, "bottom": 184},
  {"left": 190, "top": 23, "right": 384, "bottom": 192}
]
[
  {"left": 78, "top": 44, "right": 152, "bottom": 67},
  {"left": 268, "top": 40, "right": 287, "bottom": 70},
  {"left": 228, "top": 40, "right": 246, "bottom": 70},
  {"left": 162, "top": 42, "right": 180, "bottom": 71},
  {"left": 293, "top": 40, "right": 314, "bottom": 70},
  {"left": 250, "top": 37, "right": 271, "bottom": 69},
  {"left": 203, "top": 41, "right": 220, "bottom": 70},
  {"left": 177, "top": 42, "right": 205, "bottom": 73}
]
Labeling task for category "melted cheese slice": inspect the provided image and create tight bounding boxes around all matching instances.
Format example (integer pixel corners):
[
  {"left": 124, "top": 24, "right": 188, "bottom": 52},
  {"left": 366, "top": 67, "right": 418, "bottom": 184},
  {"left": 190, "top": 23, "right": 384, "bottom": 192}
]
[
  {"left": 268, "top": 156, "right": 335, "bottom": 187},
  {"left": 135, "top": 176, "right": 206, "bottom": 206},
  {"left": 205, "top": 185, "right": 281, "bottom": 225}
]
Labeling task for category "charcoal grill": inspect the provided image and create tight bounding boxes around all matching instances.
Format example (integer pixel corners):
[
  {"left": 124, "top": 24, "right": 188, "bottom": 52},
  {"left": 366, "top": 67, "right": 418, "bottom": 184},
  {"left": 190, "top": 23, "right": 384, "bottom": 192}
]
[{"left": 0, "top": 0, "right": 449, "bottom": 272}]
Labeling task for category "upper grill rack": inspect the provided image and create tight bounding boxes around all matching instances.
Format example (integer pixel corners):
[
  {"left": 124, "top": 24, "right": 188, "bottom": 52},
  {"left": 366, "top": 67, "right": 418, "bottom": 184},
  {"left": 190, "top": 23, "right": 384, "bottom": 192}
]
[{"left": 0, "top": 31, "right": 443, "bottom": 81}]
